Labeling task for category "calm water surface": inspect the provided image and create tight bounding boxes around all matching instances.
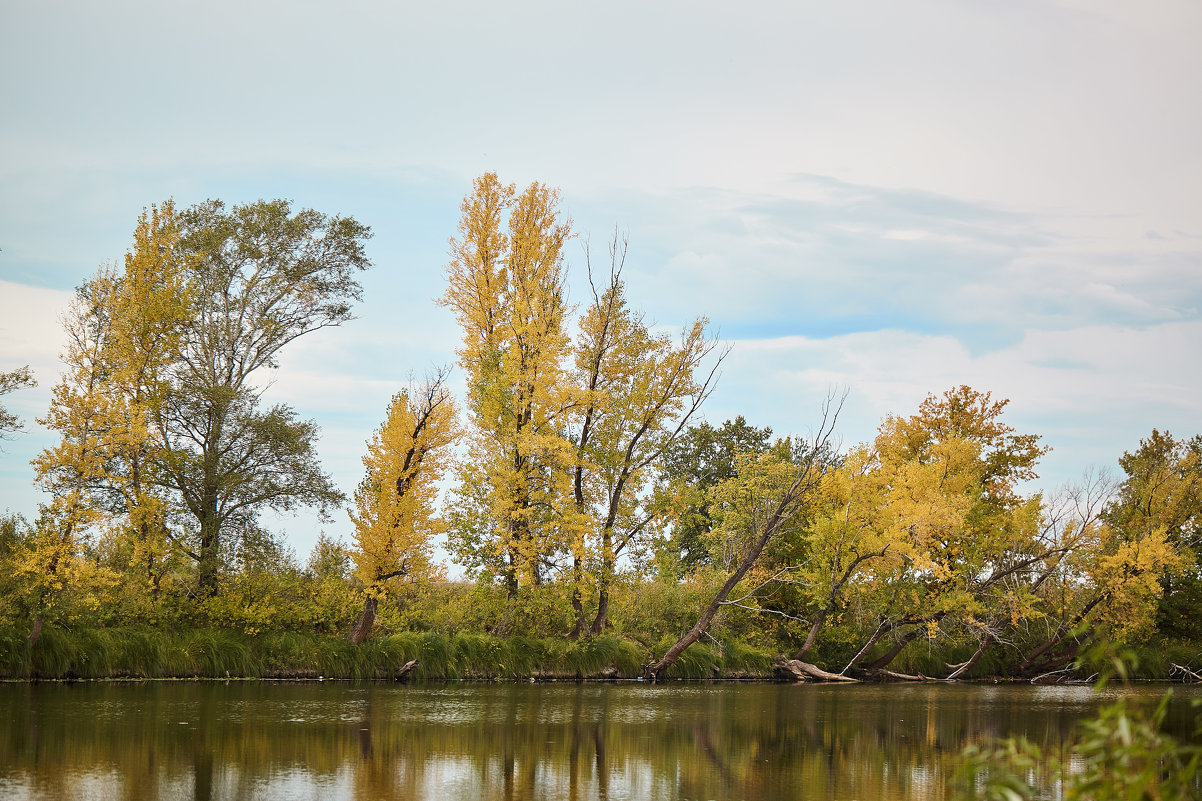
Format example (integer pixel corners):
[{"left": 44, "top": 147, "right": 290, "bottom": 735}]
[{"left": 1, "top": 681, "right": 1199, "bottom": 801}]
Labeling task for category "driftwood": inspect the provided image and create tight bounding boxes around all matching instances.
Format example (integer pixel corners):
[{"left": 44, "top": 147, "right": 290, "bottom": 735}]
[
  {"left": 775, "top": 660, "right": 859, "bottom": 683},
  {"left": 1029, "top": 668, "right": 1072, "bottom": 685},
  {"left": 1171, "top": 663, "right": 1202, "bottom": 683},
  {"left": 867, "top": 669, "right": 959, "bottom": 683},
  {"left": 394, "top": 659, "right": 419, "bottom": 681},
  {"left": 876, "top": 669, "right": 926, "bottom": 682}
]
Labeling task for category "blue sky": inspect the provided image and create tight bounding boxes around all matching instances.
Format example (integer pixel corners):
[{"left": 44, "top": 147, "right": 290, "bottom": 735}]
[{"left": 2, "top": 0, "right": 1199, "bottom": 563}]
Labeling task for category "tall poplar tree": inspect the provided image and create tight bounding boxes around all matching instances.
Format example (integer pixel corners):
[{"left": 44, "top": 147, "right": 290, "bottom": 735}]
[
  {"left": 31, "top": 203, "right": 191, "bottom": 636},
  {"left": 442, "top": 173, "right": 576, "bottom": 593}
]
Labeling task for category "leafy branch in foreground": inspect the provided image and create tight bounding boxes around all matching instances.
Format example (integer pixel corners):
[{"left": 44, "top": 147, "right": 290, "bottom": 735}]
[{"left": 954, "top": 651, "right": 1202, "bottom": 801}]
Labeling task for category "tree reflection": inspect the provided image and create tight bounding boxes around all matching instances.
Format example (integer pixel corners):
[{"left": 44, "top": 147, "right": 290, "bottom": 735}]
[{"left": 1, "top": 683, "right": 1196, "bottom": 801}]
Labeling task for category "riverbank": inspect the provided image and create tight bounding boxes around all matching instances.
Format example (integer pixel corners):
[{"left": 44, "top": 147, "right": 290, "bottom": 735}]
[
  {"left": 4, "top": 625, "right": 1198, "bottom": 683},
  {"left": 0, "top": 626, "right": 777, "bottom": 681}
]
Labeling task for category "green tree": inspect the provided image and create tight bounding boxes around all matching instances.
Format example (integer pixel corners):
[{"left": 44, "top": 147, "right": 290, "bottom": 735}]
[
  {"left": 160, "top": 198, "right": 370, "bottom": 597},
  {"left": 653, "top": 416, "right": 774, "bottom": 577},
  {"left": 0, "top": 365, "right": 36, "bottom": 443},
  {"left": 35, "top": 198, "right": 371, "bottom": 607}
]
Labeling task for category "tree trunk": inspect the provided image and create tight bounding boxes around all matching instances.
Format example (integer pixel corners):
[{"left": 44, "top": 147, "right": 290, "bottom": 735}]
[
  {"left": 863, "top": 625, "right": 926, "bottom": 671},
  {"left": 569, "top": 593, "right": 587, "bottom": 639},
  {"left": 1020, "top": 630, "right": 1091, "bottom": 678},
  {"left": 645, "top": 582, "right": 731, "bottom": 681},
  {"left": 589, "top": 585, "right": 611, "bottom": 635},
  {"left": 350, "top": 594, "right": 378, "bottom": 644},
  {"left": 568, "top": 555, "right": 588, "bottom": 638},
  {"left": 843, "top": 619, "right": 891, "bottom": 674},
  {"left": 945, "top": 632, "right": 994, "bottom": 680},
  {"left": 195, "top": 411, "right": 226, "bottom": 600},
  {"left": 590, "top": 526, "right": 615, "bottom": 634},
  {"left": 792, "top": 608, "right": 828, "bottom": 660},
  {"left": 1017, "top": 594, "right": 1104, "bottom": 675},
  {"left": 776, "top": 659, "right": 859, "bottom": 682},
  {"left": 28, "top": 615, "right": 43, "bottom": 649}
]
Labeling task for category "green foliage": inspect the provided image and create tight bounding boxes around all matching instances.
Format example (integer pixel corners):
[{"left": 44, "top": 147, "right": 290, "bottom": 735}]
[
  {"left": 719, "top": 639, "right": 774, "bottom": 674},
  {"left": 0, "top": 364, "right": 36, "bottom": 440},
  {"left": 955, "top": 737, "right": 1047, "bottom": 801},
  {"left": 653, "top": 417, "right": 774, "bottom": 576},
  {"left": 563, "top": 635, "right": 643, "bottom": 677},
  {"left": 954, "top": 648, "right": 1202, "bottom": 801},
  {"left": 182, "top": 630, "right": 259, "bottom": 677},
  {"left": 956, "top": 697, "right": 1201, "bottom": 801},
  {"left": 606, "top": 572, "right": 724, "bottom": 647}
]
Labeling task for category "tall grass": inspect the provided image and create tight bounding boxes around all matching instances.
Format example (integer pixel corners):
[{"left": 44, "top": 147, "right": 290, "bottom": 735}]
[{"left": 4, "top": 625, "right": 755, "bottom": 681}]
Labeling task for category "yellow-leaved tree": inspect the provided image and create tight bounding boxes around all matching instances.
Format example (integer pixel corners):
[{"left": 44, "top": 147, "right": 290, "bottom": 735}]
[
  {"left": 568, "top": 238, "right": 721, "bottom": 635},
  {"left": 441, "top": 173, "right": 576, "bottom": 594},
  {"left": 28, "top": 203, "right": 191, "bottom": 641},
  {"left": 838, "top": 386, "right": 1050, "bottom": 677},
  {"left": 349, "top": 373, "right": 458, "bottom": 643}
]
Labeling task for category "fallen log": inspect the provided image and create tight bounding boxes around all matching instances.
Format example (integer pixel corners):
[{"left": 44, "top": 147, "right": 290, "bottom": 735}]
[
  {"left": 1029, "top": 669, "right": 1070, "bottom": 685},
  {"left": 871, "top": 669, "right": 960, "bottom": 683},
  {"left": 395, "top": 659, "right": 419, "bottom": 681},
  {"left": 1171, "top": 663, "right": 1202, "bottom": 683},
  {"left": 776, "top": 659, "right": 859, "bottom": 683}
]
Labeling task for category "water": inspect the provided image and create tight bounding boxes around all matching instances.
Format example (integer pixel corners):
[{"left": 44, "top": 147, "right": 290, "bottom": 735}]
[{"left": 1, "top": 681, "right": 1199, "bottom": 800}]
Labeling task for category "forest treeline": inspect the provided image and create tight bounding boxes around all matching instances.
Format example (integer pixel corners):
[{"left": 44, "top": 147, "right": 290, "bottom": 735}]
[{"left": 0, "top": 174, "right": 1199, "bottom": 681}]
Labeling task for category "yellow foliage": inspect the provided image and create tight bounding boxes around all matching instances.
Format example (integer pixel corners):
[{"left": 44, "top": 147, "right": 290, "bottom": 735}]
[
  {"left": 441, "top": 173, "right": 576, "bottom": 587},
  {"left": 350, "top": 378, "right": 458, "bottom": 594},
  {"left": 1088, "top": 525, "right": 1184, "bottom": 639}
]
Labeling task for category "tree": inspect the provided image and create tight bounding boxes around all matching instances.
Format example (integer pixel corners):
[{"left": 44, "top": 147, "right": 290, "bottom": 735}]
[
  {"left": 1106, "top": 430, "right": 1202, "bottom": 639},
  {"left": 349, "top": 373, "right": 458, "bottom": 643},
  {"left": 442, "top": 173, "right": 576, "bottom": 594},
  {"left": 567, "top": 237, "right": 722, "bottom": 634},
  {"left": 652, "top": 416, "right": 774, "bottom": 577},
  {"left": 1015, "top": 433, "right": 1197, "bottom": 676},
  {"left": 645, "top": 393, "right": 842, "bottom": 680},
  {"left": 31, "top": 217, "right": 190, "bottom": 640},
  {"left": 35, "top": 198, "right": 371, "bottom": 605},
  {"left": 0, "top": 365, "right": 36, "bottom": 443},
  {"left": 836, "top": 384, "right": 1052, "bottom": 673},
  {"left": 158, "top": 198, "right": 370, "bottom": 597}
]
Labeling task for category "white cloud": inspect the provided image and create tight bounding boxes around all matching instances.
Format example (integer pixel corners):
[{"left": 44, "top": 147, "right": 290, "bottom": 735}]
[
  {"left": 710, "top": 320, "right": 1202, "bottom": 491},
  {"left": 2, "top": 0, "right": 1200, "bottom": 563}
]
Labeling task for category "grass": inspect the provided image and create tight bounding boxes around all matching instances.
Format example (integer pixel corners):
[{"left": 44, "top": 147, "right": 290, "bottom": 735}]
[
  {"left": 3, "top": 625, "right": 764, "bottom": 681},
  {"left": 31, "top": 621, "right": 1177, "bottom": 682}
]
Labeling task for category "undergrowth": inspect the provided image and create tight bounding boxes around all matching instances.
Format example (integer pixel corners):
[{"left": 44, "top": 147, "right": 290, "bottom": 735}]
[{"left": 0, "top": 626, "right": 777, "bottom": 681}]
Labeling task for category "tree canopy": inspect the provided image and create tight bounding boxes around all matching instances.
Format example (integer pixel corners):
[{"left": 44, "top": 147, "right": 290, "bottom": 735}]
[{"left": 3, "top": 177, "right": 1198, "bottom": 683}]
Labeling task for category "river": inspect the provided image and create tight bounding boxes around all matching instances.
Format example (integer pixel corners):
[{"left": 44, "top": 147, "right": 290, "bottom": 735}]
[{"left": 1, "top": 681, "right": 1199, "bottom": 800}]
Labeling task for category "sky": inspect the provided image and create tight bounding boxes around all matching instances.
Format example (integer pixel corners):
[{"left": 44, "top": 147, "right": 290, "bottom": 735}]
[{"left": 1, "top": 0, "right": 1199, "bottom": 565}]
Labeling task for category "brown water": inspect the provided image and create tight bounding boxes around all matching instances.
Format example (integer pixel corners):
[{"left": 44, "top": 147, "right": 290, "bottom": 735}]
[{"left": 1, "top": 681, "right": 1199, "bottom": 800}]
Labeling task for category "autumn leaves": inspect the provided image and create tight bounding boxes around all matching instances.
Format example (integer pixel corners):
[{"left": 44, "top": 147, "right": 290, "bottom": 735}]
[
  {"left": 16, "top": 173, "right": 1199, "bottom": 678},
  {"left": 426, "top": 173, "right": 720, "bottom": 636}
]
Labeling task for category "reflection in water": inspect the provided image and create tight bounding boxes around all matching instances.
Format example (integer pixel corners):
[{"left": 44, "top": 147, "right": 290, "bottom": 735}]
[{"left": 0, "top": 681, "right": 1199, "bottom": 800}]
